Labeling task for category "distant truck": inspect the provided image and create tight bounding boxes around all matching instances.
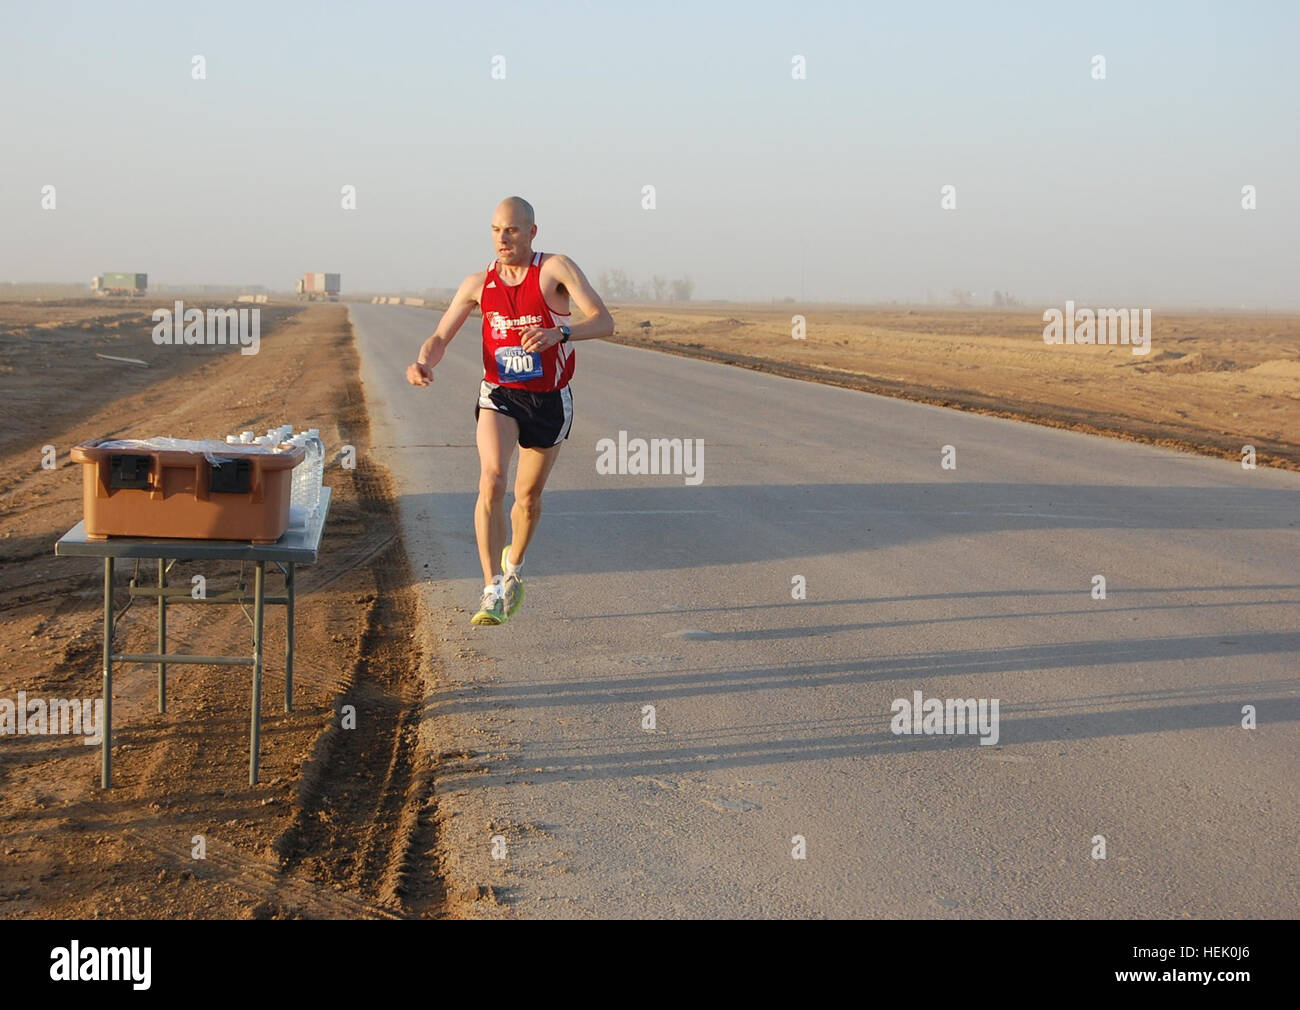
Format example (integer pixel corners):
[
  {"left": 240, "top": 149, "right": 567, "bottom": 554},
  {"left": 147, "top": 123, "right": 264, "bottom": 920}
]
[
  {"left": 297, "top": 273, "right": 340, "bottom": 301},
  {"left": 92, "top": 273, "right": 147, "bottom": 297}
]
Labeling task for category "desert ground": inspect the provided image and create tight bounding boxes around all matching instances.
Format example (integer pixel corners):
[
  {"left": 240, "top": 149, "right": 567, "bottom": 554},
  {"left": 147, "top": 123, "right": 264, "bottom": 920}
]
[
  {"left": 0, "top": 301, "right": 467, "bottom": 918},
  {"left": 604, "top": 304, "right": 1299, "bottom": 470},
  {"left": 0, "top": 298, "right": 1295, "bottom": 918}
]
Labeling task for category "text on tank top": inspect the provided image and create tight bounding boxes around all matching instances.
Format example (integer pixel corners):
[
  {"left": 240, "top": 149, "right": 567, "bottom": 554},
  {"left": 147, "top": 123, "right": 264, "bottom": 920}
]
[{"left": 480, "top": 251, "right": 575, "bottom": 391}]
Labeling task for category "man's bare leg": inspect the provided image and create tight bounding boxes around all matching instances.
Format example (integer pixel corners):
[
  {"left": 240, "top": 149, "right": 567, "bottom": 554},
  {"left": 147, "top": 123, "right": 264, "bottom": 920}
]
[
  {"left": 508, "top": 442, "right": 564, "bottom": 566},
  {"left": 475, "top": 409, "right": 519, "bottom": 586}
]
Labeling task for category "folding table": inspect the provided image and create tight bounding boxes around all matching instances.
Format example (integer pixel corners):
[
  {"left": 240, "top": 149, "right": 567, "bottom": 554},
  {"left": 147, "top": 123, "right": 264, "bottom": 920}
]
[{"left": 53, "top": 488, "right": 330, "bottom": 787}]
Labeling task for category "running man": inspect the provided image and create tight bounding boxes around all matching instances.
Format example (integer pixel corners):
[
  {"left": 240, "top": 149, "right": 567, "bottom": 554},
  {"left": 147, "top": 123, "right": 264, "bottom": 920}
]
[{"left": 406, "top": 197, "right": 615, "bottom": 625}]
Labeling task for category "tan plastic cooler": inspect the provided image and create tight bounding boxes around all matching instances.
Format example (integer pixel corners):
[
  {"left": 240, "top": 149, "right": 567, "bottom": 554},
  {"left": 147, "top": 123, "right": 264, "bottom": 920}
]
[{"left": 71, "top": 438, "right": 306, "bottom": 543}]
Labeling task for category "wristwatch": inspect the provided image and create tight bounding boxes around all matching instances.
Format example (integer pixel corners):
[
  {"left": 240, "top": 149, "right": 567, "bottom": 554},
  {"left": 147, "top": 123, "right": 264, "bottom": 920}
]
[{"left": 558, "top": 325, "right": 572, "bottom": 344}]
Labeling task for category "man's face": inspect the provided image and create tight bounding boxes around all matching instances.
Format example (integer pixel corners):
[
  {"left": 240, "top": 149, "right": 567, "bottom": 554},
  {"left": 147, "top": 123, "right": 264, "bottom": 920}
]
[{"left": 492, "top": 207, "right": 535, "bottom": 266}]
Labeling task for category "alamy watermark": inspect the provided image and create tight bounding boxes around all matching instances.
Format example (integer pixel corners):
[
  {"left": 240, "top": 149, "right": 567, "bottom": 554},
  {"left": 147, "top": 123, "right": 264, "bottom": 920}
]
[
  {"left": 890, "top": 690, "right": 1000, "bottom": 746},
  {"left": 596, "top": 431, "right": 704, "bottom": 485},
  {"left": 50, "top": 942, "right": 150, "bottom": 989},
  {"left": 152, "top": 300, "right": 260, "bottom": 355},
  {"left": 1, "top": 692, "right": 103, "bottom": 745},
  {"left": 1043, "top": 300, "right": 1150, "bottom": 356}
]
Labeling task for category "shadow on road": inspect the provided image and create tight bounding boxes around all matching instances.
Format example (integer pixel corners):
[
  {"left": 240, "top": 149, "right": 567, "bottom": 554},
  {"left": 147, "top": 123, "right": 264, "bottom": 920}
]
[
  {"left": 396, "top": 481, "right": 1299, "bottom": 577},
  {"left": 427, "top": 626, "right": 1299, "bottom": 789}
]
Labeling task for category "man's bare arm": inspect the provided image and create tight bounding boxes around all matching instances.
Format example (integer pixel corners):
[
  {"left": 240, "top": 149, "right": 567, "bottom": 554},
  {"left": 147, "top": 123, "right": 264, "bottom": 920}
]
[
  {"left": 407, "top": 271, "right": 484, "bottom": 386},
  {"left": 520, "top": 255, "right": 615, "bottom": 354}
]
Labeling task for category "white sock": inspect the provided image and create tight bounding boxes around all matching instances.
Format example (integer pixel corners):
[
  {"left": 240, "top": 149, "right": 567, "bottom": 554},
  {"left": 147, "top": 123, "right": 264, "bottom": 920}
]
[
  {"left": 484, "top": 582, "right": 503, "bottom": 599},
  {"left": 504, "top": 553, "right": 523, "bottom": 575}
]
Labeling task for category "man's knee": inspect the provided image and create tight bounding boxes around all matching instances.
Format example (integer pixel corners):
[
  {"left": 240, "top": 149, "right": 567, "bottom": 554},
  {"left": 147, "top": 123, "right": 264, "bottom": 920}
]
[
  {"left": 514, "top": 487, "right": 544, "bottom": 519},
  {"left": 479, "top": 470, "right": 507, "bottom": 503}
]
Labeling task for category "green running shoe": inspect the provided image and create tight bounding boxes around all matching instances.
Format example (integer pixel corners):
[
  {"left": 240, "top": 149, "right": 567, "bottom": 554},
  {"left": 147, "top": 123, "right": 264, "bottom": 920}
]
[
  {"left": 501, "top": 545, "right": 525, "bottom": 617},
  {"left": 471, "top": 586, "right": 507, "bottom": 626}
]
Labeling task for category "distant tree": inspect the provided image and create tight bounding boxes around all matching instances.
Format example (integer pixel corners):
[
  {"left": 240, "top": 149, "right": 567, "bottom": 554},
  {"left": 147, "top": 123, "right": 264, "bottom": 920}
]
[
  {"left": 606, "top": 269, "right": 636, "bottom": 300},
  {"left": 596, "top": 270, "right": 693, "bottom": 301}
]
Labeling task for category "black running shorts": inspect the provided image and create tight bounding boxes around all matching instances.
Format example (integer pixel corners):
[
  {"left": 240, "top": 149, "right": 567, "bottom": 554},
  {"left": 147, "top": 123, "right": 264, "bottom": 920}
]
[{"left": 475, "top": 380, "right": 574, "bottom": 449}]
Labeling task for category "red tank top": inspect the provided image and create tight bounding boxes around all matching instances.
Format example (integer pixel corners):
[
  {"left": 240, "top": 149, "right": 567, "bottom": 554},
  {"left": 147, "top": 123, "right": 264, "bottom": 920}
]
[{"left": 480, "top": 251, "right": 575, "bottom": 391}]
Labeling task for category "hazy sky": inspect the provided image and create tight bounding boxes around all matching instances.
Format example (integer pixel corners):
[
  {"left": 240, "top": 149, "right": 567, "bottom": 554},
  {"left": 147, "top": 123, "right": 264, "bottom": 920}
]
[{"left": 3, "top": 1, "right": 1297, "bottom": 306}]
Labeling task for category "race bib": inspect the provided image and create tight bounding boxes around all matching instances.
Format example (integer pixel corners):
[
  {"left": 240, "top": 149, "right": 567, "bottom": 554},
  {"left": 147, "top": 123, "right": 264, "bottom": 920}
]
[{"left": 495, "top": 345, "right": 543, "bottom": 381}]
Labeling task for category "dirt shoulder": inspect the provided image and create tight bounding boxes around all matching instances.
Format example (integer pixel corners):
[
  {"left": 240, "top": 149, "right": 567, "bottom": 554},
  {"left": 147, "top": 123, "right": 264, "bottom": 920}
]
[
  {"left": 0, "top": 302, "right": 468, "bottom": 919},
  {"left": 604, "top": 305, "right": 1299, "bottom": 471}
]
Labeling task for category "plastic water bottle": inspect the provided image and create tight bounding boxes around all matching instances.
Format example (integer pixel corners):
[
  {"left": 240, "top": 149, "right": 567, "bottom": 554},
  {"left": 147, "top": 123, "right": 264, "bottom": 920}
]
[
  {"left": 304, "top": 429, "right": 324, "bottom": 518},
  {"left": 285, "top": 432, "right": 304, "bottom": 528},
  {"left": 284, "top": 430, "right": 322, "bottom": 529}
]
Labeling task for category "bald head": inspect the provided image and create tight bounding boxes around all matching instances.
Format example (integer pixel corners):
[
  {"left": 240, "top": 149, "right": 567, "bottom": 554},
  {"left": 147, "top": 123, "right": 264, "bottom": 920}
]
[
  {"left": 496, "top": 196, "right": 535, "bottom": 228},
  {"left": 492, "top": 197, "right": 537, "bottom": 267}
]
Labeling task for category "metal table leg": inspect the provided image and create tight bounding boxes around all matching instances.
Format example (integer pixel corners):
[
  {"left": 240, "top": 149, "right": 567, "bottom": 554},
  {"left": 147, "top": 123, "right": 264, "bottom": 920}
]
[
  {"left": 157, "top": 558, "right": 167, "bottom": 714},
  {"left": 249, "top": 560, "right": 265, "bottom": 785},
  {"left": 285, "top": 562, "right": 294, "bottom": 712},
  {"left": 102, "top": 557, "right": 113, "bottom": 789}
]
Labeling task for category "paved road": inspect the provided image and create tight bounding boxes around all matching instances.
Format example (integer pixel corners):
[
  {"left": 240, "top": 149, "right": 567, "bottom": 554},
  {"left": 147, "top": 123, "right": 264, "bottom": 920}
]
[{"left": 350, "top": 302, "right": 1299, "bottom": 919}]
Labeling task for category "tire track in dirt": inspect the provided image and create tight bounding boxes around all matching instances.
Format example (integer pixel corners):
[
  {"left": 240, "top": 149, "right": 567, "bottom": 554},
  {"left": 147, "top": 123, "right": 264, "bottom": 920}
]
[
  {"left": 120, "top": 823, "right": 405, "bottom": 919},
  {"left": 267, "top": 366, "right": 447, "bottom": 917}
]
